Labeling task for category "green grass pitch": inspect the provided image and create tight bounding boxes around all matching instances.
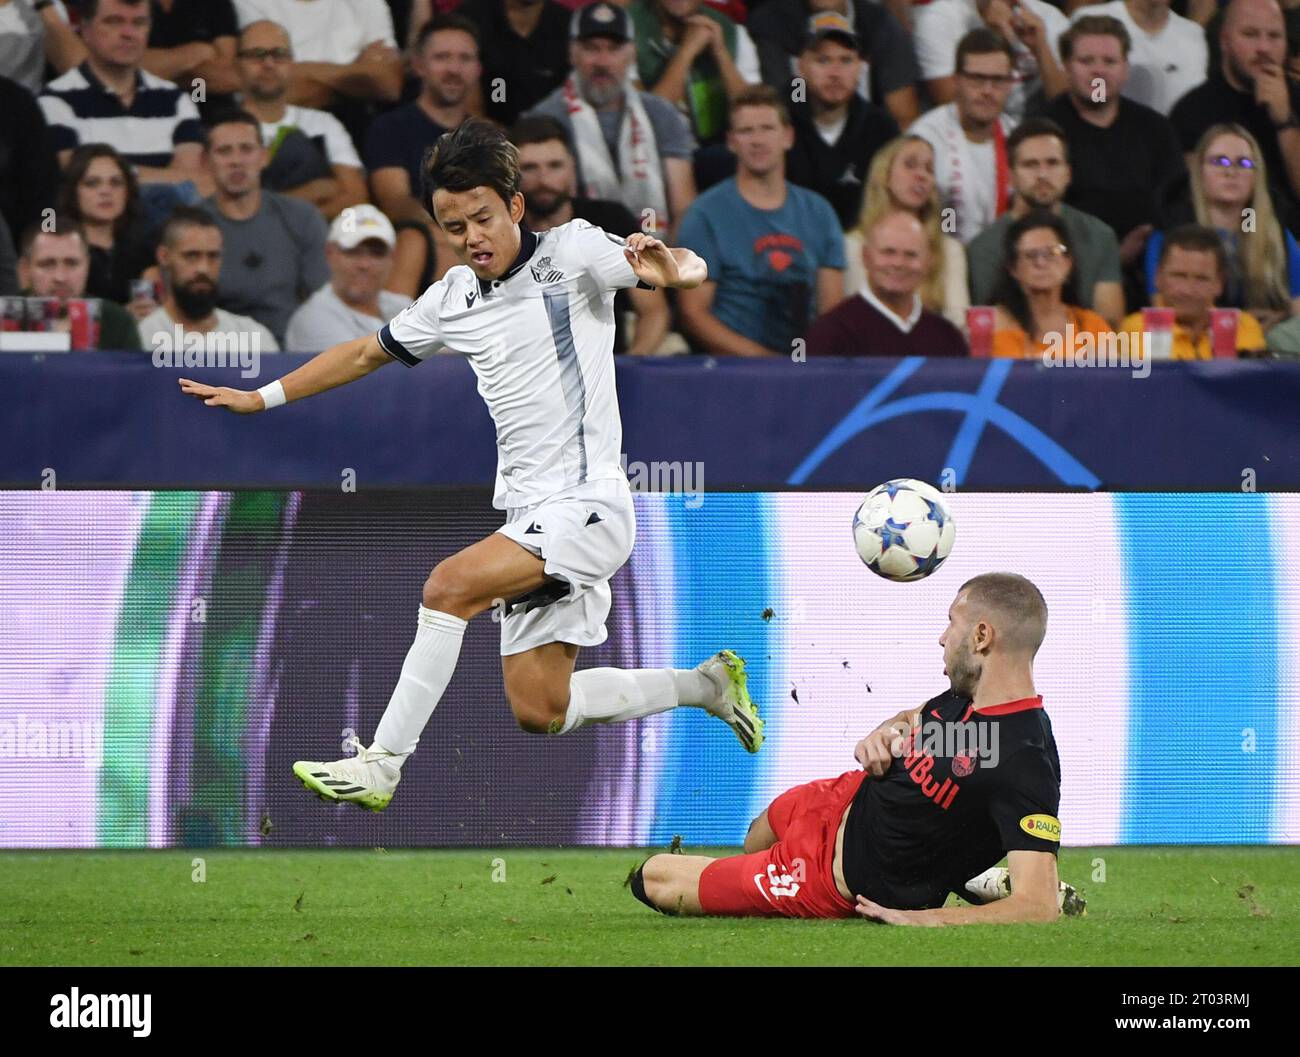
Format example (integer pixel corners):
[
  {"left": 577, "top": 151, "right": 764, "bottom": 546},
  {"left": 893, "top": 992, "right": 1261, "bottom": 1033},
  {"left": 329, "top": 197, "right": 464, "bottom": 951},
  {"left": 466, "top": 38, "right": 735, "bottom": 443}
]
[{"left": 2, "top": 847, "right": 1296, "bottom": 966}]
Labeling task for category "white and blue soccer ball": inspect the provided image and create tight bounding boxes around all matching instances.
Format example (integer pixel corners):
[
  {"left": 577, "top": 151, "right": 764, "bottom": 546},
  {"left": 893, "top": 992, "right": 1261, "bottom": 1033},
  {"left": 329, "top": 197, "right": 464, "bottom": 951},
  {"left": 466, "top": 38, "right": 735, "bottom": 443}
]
[{"left": 852, "top": 478, "right": 956, "bottom": 582}]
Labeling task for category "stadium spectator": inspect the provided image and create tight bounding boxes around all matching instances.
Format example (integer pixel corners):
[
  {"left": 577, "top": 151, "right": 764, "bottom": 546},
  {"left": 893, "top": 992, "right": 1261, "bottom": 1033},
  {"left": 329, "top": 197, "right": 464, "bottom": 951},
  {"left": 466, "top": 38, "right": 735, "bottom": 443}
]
[
  {"left": 988, "top": 209, "right": 1113, "bottom": 357},
  {"left": 1170, "top": 0, "right": 1300, "bottom": 233},
  {"left": 1144, "top": 123, "right": 1300, "bottom": 328},
  {"left": 0, "top": 214, "right": 16, "bottom": 294},
  {"left": 511, "top": 114, "right": 674, "bottom": 355},
  {"left": 966, "top": 118, "right": 1124, "bottom": 326},
  {"left": 1120, "top": 223, "right": 1267, "bottom": 356},
  {"left": 676, "top": 85, "right": 845, "bottom": 356},
  {"left": 0, "top": 0, "right": 84, "bottom": 95},
  {"left": 844, "top": 135, "right": 969, "bottom": 328},
  {"left": 785, "top": 12, "right": 900, "bottom": 230},
  {"left": 626, "top": 0, "right": 761, "bottom": 148},
  {"left": 457, "top": 0, "right": 572, "bottom": 128},
  {"left": 366, "top": 15, "right": 477, "bottom": 225},
  {"left": 913, "top": 0, "right": 1069, "bottom": 121},
  {"left": 1068, "top": 0, "right": 1208, "bottom": 115},
  {"left": 365, "top": 14, "right": 479, "bottom": 297},
  {"left": 199, "top": 109, "right": 329, "bottom": 343},
  {"left": 0, "top": 73, "right": 61, "bottom": 243},
  {"left": 1034, "top": 16, "right": 1187, "bottom": 279},
  {"left": 143, "top": 0, "right": 242, "bottom": 104},
  {"left": 16, "top": 216, "right": 142, "bottom": 349},
  {"left": 136, "top": 205, "right": 278, "bottom": 352},
  {"left": 806, "top": 211, "right": 968, "bottom": 356},
  {"left": 747, "top": 0, "right": 920, "bottom": 130},
  {"left": 284, "top": 204, "right": 410, "bottom": 350},
  {"left": 232, "top": 0, "right": 402, "bottom": 107},
  {"left": 38, "top": 0, "right": 206, "bottom": 188},
  {"left": 909, "top": 29, "right": 1018, "bottom": 245},
  {"left": 525, "top": 2, "right": 697, "bottom": 238},
  {"left": 55, "top": 144, "right": 156, "bottom": 305},
  {"left": 235, "top": 20, "right": 367, "bottom": 220}
]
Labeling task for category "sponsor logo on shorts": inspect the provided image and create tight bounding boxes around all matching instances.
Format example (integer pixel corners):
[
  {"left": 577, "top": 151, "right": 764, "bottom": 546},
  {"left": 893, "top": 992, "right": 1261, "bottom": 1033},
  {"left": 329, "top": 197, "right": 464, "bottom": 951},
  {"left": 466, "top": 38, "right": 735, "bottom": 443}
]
[{"left": 1019, "top": 814, "right": 1062, "bottom": 841}]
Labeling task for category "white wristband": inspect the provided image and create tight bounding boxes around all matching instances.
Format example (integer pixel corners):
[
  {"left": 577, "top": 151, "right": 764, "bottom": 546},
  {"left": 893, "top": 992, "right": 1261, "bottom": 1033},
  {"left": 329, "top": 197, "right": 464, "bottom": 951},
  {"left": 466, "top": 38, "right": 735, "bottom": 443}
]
[{"left": 257, "top": 380, "right": 286, "bottom": 410}]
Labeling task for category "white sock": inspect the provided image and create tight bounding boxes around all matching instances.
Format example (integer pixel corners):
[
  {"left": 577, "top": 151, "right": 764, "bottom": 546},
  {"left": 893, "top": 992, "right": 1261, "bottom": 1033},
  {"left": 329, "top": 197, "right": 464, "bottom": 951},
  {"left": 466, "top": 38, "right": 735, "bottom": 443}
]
[
  {"left": 555, "top": 667, "right": 681, "bottom": 734},
  {"left": 372, "top": 606, "right": 467, "bottom": 766},
  {"left": 671, "top": 666, "right": 717, "bottom": 707}
]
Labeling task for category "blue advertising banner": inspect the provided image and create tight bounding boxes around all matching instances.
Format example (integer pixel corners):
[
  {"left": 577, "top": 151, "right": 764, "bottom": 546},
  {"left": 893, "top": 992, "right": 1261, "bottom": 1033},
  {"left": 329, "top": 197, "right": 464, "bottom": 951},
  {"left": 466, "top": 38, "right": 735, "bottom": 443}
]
[{"left": 2, "top": 353, "right": 1298, "bottom": 488}]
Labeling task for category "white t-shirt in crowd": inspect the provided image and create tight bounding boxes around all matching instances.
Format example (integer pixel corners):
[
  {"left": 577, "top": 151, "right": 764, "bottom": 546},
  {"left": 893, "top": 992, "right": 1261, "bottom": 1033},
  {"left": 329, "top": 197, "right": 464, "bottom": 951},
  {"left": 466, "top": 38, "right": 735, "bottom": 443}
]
[
  {"left": 378, "top": 219, "right": 642, "bottom": 510},
  {"left": 138, "top": 306, "right": 280, "bottom": 354},
  {"left": 909, "top": 102, "right": 1018, "bottom": 245},
  {"left": 233, "top": 0, "right": 396, "bottom": 65},
  {"left": 257, "top": 104, "right": 363, "bottom": 169},
  {"left": 285, "top": 283, "right": 411, "bottom": 351},
  {"left": 912, "top": 0, "right": 1069, "bottom": 120},
  {"left": 1071, "top": 1, "right": 1208, "bottom": 115}
]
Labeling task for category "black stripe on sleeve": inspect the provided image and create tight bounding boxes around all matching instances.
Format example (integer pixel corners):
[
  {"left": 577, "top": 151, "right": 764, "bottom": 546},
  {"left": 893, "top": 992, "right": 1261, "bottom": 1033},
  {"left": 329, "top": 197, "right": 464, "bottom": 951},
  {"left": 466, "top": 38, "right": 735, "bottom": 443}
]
[{"left": 377, "top": 324, "right": 420, "bottom": 367}]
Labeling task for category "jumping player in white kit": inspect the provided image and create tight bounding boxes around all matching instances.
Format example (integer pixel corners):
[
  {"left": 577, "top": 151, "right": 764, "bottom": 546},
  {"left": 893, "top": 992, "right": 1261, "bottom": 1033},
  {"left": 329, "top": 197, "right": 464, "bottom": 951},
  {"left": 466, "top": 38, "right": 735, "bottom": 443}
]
[{"left": 178, "top": 118, "right": 764, "bottom": 811}]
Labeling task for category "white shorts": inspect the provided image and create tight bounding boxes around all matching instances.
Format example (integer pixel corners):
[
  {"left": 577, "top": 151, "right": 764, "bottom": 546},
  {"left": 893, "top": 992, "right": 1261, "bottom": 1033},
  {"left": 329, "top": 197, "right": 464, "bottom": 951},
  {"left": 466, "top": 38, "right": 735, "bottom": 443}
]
[{"left": 495, "top": 477, "right": 636, "bottom": 656}]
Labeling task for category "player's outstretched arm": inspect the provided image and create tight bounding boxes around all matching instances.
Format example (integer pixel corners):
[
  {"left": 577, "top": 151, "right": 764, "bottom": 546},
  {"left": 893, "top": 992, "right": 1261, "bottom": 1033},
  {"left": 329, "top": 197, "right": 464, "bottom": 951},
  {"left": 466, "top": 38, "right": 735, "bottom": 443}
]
[
  {"left": 623, "top": 232, "right": 707, "bottom": 290},
  {"left": 178, "top": 334, "right": 391, "bottom": 413},
  {"left": 855, "top": 851, "right": 1061, "bottom": 927}
]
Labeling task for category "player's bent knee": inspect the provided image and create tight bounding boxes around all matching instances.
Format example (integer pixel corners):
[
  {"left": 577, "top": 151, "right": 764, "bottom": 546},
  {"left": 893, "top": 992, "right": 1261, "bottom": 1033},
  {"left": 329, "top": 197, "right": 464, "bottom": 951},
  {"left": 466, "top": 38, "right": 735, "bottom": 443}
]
[
  {"left": 743, "top": 811, "right": 775, "bottom": 854},
  {"left": 507, "top": 690, "right": 569, "bottom": 735},
  {"left": 422, "top": 561, "right": 479, "bottom": 617}
]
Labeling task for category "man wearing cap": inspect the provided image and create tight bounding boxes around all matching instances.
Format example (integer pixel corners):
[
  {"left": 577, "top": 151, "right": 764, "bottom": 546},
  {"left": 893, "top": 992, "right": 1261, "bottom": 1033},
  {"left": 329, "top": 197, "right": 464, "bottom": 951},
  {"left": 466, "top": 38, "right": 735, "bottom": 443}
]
[
  {"left": 747, "top": 0, "right": 920, "bottom": 130},
  {"left": 524, "top": 2, "right": 697, "bottom": 238},
  {"left": 285, "top": 204, "right": 413, "bottom": 350},
  {"left": 787, "top": 12, "right": 899, "bottom": 229},
  {"left": 625, "top": 0, "right": 762, "bottom": 147}
]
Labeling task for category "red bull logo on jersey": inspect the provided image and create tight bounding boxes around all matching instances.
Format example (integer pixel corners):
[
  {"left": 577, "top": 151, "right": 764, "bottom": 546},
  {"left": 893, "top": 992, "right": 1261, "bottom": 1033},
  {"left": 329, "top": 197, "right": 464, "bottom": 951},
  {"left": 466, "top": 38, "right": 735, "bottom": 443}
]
[{"left": 903, "top": 751, "right": 960, "bottom": 810}]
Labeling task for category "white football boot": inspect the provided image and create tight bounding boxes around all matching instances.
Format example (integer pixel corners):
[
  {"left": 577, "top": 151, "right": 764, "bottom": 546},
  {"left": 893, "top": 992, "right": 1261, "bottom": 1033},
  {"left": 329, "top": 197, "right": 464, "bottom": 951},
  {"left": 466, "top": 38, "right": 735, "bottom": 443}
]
[
  {"left": 696, "top": 649, "right": 765, "bottom": 753},
  {"left": 292, "top": 736, "right": 400, "bottom": 812},
  {"left": 964, "top": 866, "right": 1087, "bottom": 916}
]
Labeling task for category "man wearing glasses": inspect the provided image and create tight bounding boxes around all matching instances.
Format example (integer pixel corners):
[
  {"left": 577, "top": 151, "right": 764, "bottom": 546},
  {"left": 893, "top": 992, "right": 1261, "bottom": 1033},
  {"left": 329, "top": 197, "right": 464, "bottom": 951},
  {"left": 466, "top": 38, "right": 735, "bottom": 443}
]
[
  {"left": 914, "top": 0, "right": 1069, "bottom": 121},
  {"left": 235, "top": 20, "right": 368, "bottom": 220},
  {"left": 965, "top": 116, "right": 1124, "bottom": 326},
  {"left": 909, "top": 28, "right": 1020, "bottom": 244}
]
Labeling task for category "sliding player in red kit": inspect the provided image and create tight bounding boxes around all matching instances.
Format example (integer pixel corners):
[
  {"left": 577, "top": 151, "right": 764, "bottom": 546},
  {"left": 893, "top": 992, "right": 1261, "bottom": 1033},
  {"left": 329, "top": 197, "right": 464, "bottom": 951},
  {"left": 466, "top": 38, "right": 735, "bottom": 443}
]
[{"left": 628, "top": 572, "right": 1085, "bottom": 925}]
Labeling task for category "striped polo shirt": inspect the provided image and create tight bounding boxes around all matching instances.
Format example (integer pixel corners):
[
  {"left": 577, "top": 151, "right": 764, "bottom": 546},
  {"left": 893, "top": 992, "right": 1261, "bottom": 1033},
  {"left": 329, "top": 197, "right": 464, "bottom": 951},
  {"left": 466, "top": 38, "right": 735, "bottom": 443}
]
[{"left": 38, "top": 62, "right": 203, "bottom": 169}]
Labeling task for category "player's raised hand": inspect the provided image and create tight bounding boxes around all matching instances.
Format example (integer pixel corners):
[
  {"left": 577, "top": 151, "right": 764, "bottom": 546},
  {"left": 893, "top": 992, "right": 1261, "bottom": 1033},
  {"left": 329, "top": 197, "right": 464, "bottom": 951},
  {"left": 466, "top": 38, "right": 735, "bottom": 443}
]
[
  {"left": 178, "top": 377, "right": 264, "bottom": 413},
  {"left": 854, "top": 719, "right": 909, "bottom": 777},
  {"left": 624, "top": 232, "right": 679, "bottom": 288}
]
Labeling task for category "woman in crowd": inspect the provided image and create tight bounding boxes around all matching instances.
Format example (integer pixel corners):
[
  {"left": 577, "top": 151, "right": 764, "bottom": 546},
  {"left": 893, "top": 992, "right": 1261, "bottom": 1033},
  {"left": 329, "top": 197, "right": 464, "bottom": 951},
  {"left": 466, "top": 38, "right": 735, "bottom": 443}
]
[
  {"left": 990, "top": 210, "right": 1111, "bottom": 359},
  {"left": 56, "top": 145, "right": 157, "bottom": 308},
  {"left": 1145, "top": 123, "right": 1300, "bottom": 330},
  {"left": 845, "top": 134, "right": 968, "bottom": 329}
]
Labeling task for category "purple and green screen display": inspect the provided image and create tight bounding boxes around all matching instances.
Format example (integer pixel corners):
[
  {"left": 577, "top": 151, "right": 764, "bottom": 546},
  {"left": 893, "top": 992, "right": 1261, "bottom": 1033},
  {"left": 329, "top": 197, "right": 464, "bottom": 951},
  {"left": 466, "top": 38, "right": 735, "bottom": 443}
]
[{"left": 1, "top": 489, "right": 1297, "bottom": 848}]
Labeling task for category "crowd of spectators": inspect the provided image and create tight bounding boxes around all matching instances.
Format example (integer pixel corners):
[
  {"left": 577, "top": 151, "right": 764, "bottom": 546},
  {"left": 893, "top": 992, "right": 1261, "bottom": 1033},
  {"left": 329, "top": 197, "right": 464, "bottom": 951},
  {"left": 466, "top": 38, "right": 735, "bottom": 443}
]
[{"left": 3, "top": 0, "right": 1300, "bottom": 359}]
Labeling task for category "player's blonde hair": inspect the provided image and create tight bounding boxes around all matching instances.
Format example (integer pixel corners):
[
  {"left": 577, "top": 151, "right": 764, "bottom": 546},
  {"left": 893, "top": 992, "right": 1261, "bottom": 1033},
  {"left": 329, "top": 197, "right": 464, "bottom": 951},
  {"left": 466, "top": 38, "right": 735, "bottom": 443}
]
[
  {"left": 958, "top": 573, "right": 1048, "bottom": 656},
  {"left": 856, "top": 136, "right": 949, "bottom": 314}
]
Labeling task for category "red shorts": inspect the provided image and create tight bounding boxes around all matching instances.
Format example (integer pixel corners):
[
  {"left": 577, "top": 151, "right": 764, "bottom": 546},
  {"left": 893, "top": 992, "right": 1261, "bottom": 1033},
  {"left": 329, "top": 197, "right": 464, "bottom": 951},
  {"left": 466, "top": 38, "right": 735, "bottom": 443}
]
[{"left": 697, "top": 770, "right": 866, "bottom": 919}]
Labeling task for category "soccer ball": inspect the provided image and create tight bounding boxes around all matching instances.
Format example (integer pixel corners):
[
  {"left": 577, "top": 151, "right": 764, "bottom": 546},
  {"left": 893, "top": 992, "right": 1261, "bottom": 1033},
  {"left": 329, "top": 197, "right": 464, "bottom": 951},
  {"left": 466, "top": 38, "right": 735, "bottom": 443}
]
[{"left": 852, "top": 479, "right": 956, "bottom": 582}]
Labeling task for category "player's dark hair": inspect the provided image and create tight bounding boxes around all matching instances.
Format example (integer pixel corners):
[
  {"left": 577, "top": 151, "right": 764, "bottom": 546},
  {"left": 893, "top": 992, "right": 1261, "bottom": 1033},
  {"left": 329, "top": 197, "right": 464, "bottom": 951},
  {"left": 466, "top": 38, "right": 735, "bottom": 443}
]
[
  {"left": 955, "top": 27, "right": 1015, "bottom": 75},
  {"left": 19, "top": 213, "right": 87, "bottom": 260},
  {"left": 1159, "top": 223, "right": 1229, "bottom": 279},
  {"left": 1059, "top": 14, "right": 1132, "bottom": 61},
  {"left": 508, "top": 115, "right": 574, "bottom": 156},
  {"left": 729, "top": 83, "right": 791, "bottom": 129},
  {"left": 990, "top": 209, "right": 1081, "bottom": 337},
  {"left": 161, "top": 205, "right": 221, "bottom": 249},
  {"left": 202, "top": 108, "right": 263, "bottom": 147},
  {"left": 1006, "top": 117, "right": 1070, "bottom": 168},
  {"left": 420, "top": 118, "right": 522, "bottom": 221},
  {"left": 958, "top": 573, "right": 1048, "bottom": 656},
  {"left": 414, "top": 13, "right": 481, "bottom": 54}
]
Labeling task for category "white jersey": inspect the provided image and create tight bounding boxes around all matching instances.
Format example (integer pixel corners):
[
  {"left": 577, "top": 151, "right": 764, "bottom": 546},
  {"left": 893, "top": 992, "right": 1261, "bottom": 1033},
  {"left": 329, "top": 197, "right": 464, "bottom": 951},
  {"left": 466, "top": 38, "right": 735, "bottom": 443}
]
[{"left": 378, "top": 219, "right": 645, "bottom": 510}]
